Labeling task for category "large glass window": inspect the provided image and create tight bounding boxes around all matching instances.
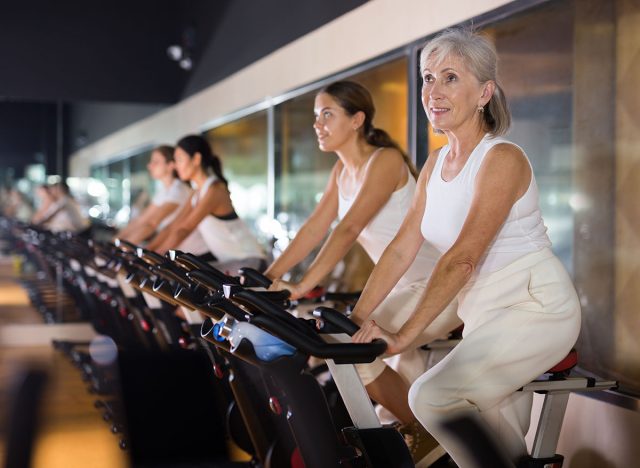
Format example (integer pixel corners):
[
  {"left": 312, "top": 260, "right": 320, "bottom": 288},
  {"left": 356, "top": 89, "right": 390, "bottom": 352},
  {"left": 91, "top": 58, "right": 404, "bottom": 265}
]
[
  {"left": 106, "top": 159, "right": 128, "bottom": 227},
  {"left": 89, "top": 148, "right": 153, "bottom": 227},
  {"left": 129, "top": 150, "right": 154, "bottom": 221},
  {"left": 204, "top": 111, "right": 269, "bottom": 241},
  {"left": 490, "top": 2, "right": 575, "bottom": 271}
]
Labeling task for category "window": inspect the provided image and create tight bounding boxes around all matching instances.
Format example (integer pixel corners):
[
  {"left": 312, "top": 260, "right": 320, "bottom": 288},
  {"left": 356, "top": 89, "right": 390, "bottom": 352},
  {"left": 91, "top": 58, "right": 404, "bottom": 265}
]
[
  {"left": 129, "top": 150, "right": 154, "bottom": 221},
  {"left": 204, "top": 111, "right": 269, "bottom": 240}
]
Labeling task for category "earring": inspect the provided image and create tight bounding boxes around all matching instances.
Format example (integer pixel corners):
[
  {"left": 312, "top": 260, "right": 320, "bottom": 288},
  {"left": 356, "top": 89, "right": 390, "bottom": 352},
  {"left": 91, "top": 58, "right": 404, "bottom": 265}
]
[{"left": 477, "top": 106, "right": 484, "bottom": 113}]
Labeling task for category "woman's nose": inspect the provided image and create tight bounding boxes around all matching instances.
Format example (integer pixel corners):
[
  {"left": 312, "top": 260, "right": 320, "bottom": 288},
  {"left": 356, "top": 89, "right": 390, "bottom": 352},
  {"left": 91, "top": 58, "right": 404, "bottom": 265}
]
[{"left": 429, "top": 81, "right": 446, "bottom": 100}]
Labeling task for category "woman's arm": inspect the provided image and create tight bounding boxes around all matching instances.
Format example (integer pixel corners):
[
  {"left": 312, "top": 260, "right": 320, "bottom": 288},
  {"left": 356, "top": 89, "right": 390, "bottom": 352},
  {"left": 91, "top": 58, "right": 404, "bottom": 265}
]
[
  {"left": 146, "top": 198, "right": 193, "bottom": 251},
  {"left": 354, "top": 144, "right": 532, "bottom": 353},
  {"left": 119, "top": 203, "right": 179, "bottom": 244},
  {"left": 264, "top": 162, "right": 343, "bottom": 280},
  {"left": 32, "top": 201, "right": 52, "bottom": 224},
  {"left": 116, "top": 202, "right": 154, "bottom": 240},
  {"left": 153, "top": 184, "right": 226, "bottom": 254},
  {"left": 349, "top": 151, "right": 438, "bottom": 324}
]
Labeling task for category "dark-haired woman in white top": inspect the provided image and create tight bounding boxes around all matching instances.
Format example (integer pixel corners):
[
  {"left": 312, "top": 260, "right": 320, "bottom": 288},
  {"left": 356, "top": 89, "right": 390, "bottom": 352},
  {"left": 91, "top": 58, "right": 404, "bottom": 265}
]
[{"left": 117, "top": 145, "right": 191, "bottom": 245}]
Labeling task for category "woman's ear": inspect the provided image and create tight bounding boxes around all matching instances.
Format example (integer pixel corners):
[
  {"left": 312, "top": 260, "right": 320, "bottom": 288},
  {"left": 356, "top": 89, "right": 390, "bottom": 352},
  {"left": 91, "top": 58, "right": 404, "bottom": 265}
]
[
  {"left": 352, "top": 111, "right": 366, "bottom": 131},
  {"left": 480, "top": 81, "right": 496, "bottom": 107},
  {"left": 193, "top": 152, "right": 202, "bottom": 167}
]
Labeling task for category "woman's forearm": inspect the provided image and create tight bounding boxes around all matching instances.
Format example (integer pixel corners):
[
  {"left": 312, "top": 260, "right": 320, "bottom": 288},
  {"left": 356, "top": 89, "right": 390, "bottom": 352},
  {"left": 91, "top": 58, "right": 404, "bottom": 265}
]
[
  {"left": 350, "top": 237, "right": 421, "bottom": 324},
  {"left": 155, "top": 227, "right": 190, "bottom": 254},
  {"left": 146, "top": 226, "right": 171, "bottom": 250},
  {"left": 125, "top": 222, "right": 156, "bottom": 245},
  {"left": 296, "top": 222, "right": 361, "bottom": 294},
  {"left": 266, "top": 222, "right": 329, "bottom": 278},
  {"left": 396, "top": 252, "right": 472, "bottom": 348}
]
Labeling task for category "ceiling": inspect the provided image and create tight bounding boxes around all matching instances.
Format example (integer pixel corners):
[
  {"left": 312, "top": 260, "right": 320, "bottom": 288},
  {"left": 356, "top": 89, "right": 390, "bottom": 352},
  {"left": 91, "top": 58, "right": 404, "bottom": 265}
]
[{"left": 0, "top": 0, "right": 368, "bottom": 178}]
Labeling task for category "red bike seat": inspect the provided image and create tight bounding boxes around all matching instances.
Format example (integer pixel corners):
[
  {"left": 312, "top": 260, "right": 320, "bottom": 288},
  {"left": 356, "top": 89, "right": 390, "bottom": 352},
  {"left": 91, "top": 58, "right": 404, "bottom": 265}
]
[{"left": 546, "top": 349, "right": 578, "bottom": 374}]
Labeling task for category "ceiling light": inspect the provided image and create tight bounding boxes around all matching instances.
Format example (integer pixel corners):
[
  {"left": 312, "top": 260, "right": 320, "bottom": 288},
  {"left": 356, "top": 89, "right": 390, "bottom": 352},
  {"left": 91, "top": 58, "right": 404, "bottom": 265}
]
[
  {"left": 167, "top": 45, "right": 183, "bottom": 61},
  {"left": 179, "top": 57, "right": 193, "bottom": 70}
]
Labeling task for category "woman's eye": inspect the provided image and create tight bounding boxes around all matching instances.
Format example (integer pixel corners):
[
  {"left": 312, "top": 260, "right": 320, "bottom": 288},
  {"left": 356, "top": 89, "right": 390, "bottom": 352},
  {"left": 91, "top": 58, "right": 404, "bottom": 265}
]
[
  {"left": 423, "top": 74, "right": 434, "bottom": 83},
  {"left": 446, "top": 74, "right": 457, "bottom": 82},
  {"left": 323, "top": 111, "right": 332, "bottom": 118}
]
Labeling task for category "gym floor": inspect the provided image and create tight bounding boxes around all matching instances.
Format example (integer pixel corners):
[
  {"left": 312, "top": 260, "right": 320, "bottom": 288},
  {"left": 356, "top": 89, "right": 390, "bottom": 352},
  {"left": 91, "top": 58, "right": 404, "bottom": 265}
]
[{"left": 0, "top": 257, "right": 128, "bottom": 468}]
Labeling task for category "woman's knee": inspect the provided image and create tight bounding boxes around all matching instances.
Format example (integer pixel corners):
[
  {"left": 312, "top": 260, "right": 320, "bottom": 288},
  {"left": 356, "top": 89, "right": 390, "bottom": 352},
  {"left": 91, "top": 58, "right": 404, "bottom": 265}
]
[
  {"left": 408, "top": 372, "right": 470, "bottom": 426},
  {"left": 408, "top": 375, "right": 441, "bottom": 423}
]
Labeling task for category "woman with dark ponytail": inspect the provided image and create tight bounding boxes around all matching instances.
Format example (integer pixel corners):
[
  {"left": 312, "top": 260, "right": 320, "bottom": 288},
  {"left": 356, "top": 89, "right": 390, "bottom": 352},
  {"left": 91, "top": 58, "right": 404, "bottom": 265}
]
[
  {"left": 117, "top": 145, "right": 193, "bottom": 244},
  {"left": 266, "top": 80, "right": 460, "bottom": 464},
  {"left": 147, "top": 135, "right": 265, "bottom": 270}
]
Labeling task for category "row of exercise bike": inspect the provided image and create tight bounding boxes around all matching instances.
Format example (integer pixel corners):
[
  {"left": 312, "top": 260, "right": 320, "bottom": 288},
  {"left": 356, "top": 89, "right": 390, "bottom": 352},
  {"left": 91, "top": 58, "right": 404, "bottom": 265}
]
[{"left": 1, "top": 217, "right": 618, "bottom": 468}]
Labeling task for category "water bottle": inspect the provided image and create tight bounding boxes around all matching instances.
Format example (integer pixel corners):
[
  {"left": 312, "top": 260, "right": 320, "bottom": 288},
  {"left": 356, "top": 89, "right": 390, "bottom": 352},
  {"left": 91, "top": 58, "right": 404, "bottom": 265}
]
[{"left": 213, "top": 317, "right": 295, "bottom": 362}]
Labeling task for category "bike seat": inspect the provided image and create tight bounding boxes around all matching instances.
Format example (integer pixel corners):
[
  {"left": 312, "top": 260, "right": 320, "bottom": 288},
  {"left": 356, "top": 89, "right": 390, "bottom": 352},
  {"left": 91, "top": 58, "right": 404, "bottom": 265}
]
[{"left": 546, "top": 349, "right": 578, "bottom": 374}]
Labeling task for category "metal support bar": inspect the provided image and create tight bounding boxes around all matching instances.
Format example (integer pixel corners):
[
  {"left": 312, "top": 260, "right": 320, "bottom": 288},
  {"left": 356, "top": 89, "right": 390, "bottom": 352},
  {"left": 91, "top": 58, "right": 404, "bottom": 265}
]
[
  {"left": 326, "top": 359, "right": 381, "bottom": 430},
  {"left": 324, "top": 333, "right": 381, "bottom": 429},
  {"left": 520, "top": 378, "right": 617, "bottom": 393},
  {"left": 531, "top": 392, "right": 570, "bottom": 458}
]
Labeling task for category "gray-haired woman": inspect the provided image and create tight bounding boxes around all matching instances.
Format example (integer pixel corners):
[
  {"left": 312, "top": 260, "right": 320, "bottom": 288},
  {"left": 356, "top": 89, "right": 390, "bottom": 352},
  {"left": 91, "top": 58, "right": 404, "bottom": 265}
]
[{"left": 352, "top": 28, "right": 581, "bottom": 467}]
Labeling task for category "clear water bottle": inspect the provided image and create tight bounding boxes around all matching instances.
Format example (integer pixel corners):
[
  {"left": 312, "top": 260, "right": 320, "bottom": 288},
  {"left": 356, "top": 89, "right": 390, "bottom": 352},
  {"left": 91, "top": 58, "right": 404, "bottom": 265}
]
[{"left": 213, "top": 317, "right": 295, "bottom": 362}]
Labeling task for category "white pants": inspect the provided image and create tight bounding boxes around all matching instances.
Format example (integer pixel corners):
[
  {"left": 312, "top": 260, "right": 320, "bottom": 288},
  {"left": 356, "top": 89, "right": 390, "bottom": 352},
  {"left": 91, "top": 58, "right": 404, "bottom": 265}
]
[
  {"left": 355, "top": 279, "right": 462, "bottom": 386},
  {"left": 408, "top": 248, "right": 581, "bottom": 467}
]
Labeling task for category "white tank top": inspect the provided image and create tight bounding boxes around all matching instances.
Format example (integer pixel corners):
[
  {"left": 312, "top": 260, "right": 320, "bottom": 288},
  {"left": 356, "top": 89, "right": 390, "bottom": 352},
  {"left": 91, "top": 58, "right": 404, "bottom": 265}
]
[
  {"left": 153, "top": 179, "right": 191, "bottom": 230},
  {"left": 338, "top": 157, "right": 440, "bottom": 286},
  {"left": 192, "top": 176, "right": 265, "bottom": 262},
  {"left": 421, "top": 134, "right": 551, "bottom": 274},
  {"left": 177, "top": 229, "right": 209, "bottom": 256}
]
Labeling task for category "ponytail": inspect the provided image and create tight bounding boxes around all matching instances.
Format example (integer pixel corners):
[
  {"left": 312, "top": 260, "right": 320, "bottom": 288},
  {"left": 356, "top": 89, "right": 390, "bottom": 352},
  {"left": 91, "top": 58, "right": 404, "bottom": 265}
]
[
  {"left": 175, "top": 135, "right": 229, "bottom": 187},
  {"left": 484, "top": 83, "right": 510, "bottom": 136},
  {"left": 364, "top": 124, "right": 418, "bottom": 180}
]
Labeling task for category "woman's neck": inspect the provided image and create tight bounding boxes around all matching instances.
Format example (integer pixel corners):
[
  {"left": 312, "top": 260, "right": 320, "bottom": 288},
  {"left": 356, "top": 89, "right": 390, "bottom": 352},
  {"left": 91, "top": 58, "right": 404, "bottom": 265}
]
[
  {"left": 191, "top": 170, "right": 209, "bottom": 189},
  {"left": 444, "top": 120, "right": 487, "bottom": 161},
  {"left": 160, "top": 175, "right": 174, "bottom": 189},
  {"left": 335, "top": 138, "right": 377, "bottom": 174}
]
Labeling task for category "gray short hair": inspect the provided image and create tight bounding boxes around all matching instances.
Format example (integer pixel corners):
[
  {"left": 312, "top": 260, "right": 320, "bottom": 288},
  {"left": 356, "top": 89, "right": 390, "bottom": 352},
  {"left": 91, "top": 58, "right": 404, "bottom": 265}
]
[{"left": 420, "top": 28, "right": 511, "bottom": 136}]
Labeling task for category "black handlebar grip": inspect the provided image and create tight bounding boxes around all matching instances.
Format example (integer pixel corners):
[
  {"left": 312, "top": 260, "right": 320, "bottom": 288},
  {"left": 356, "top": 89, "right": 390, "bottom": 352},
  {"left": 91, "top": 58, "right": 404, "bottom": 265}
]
[
  {"left": 136, "top": 247, "right": 166, "bottom": 266},
  {"left": 172, "top": 251, "right": 239, "bottom": 284},
  {"left": 114, "top": 238, "right": 138, "bottom": 253},
  {"left": 238, "top": 267, "right": 272, "bottom": 288},
  {"left": 153, "top": 264, "right": 191, "bottom": 288},
  {"left": 313, "top": 306, "right": 359, "bottom": 336},
  {"left": 187, "top": 269, "right": 225, "bottom": 292}
]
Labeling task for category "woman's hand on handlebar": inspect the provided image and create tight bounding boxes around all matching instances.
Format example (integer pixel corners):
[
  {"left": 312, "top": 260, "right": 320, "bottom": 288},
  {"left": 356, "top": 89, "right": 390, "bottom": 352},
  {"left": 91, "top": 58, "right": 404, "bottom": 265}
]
[
  {"left": 352, "top": 320, "right": 405, "bottom": 355},
  {"left": 268, "top": 278, "right": 304, "bottom": 300}
]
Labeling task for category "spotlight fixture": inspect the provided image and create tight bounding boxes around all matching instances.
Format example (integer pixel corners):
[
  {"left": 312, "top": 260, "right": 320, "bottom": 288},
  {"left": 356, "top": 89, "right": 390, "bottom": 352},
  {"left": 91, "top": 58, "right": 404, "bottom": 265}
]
[
  {"left": 166, "top": 45, "right": 183, "bottom": 61},
  {"left": 166, "top": 25, "right": 196, "bottom": 71},
  {"left": 179, "top": 57, "right": 193, "bottom": 71}
]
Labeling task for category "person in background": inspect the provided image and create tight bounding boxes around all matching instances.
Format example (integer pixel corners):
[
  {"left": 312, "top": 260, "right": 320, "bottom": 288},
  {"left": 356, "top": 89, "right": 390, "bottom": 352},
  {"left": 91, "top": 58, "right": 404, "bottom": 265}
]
[
  {"left": 31, "top": 185, "right": 54, "bottom": 225},
  {"left": 4, "top": 187, "right": 34, "bottom": 222},
  {"left": 147, "top": 135, "right": 265, "bottom": 271},
  {"left": 117, "top": 145, "right": 191, "bottom": 245},
  {"left": 351, "top": 29, "right": 581, "bottom": 467},
  {"left": 49, "top": 181, "right": 90, "bottom": 234},
  {"left": 266, "top": 80, "right": 461, "bottom": 465}
]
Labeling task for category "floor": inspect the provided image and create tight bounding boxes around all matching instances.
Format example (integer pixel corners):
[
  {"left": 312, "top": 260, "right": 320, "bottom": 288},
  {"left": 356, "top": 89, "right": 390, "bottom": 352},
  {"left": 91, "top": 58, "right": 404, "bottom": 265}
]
[{"left": 0, "top": 256, "right": 129, "bottom": 468}]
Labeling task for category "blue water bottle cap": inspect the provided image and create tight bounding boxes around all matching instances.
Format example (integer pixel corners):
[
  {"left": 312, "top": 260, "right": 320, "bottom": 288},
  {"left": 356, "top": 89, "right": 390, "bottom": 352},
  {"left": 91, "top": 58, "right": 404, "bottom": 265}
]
[{"left": 212, "top": 322, "right": 226, "bottom": 342}]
